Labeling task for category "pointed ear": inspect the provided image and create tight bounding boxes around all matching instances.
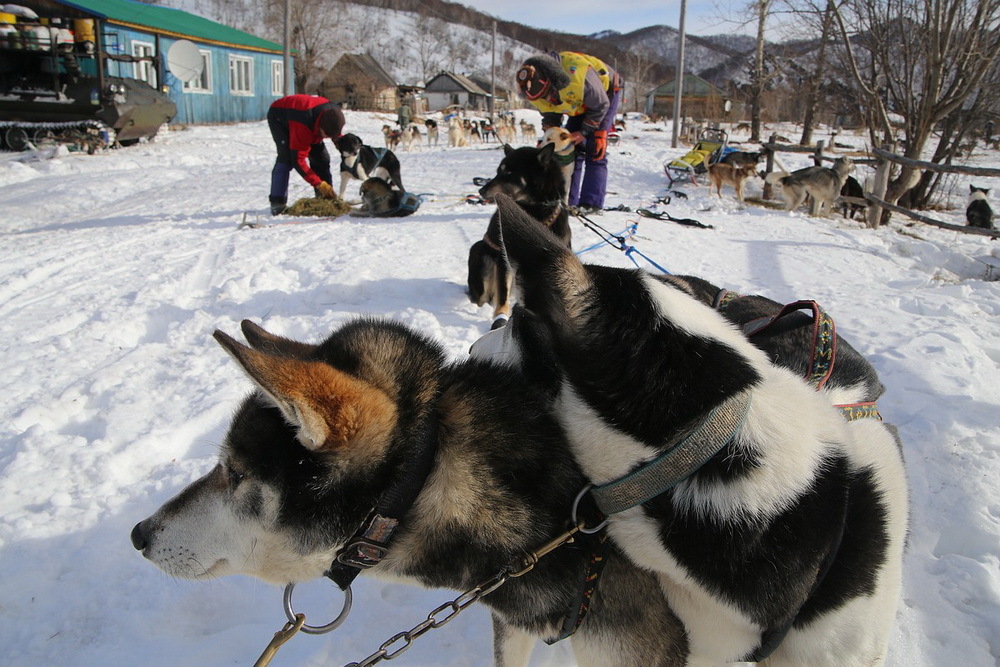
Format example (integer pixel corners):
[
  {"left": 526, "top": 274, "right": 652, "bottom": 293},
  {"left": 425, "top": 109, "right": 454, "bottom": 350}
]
[
  {"left": 537, "top": 142, "right": 556, "bottom": 164},
  {"left": 214, "top": 330, "right": 396, "bottom": 452},
  {"left": 503, "top": 143, "right": 514, "bottom": 157},
  {"left": 241, "top": 320, "right": 318, "bottom": 358},
  {"left": 492, "top": 194, "right": 589, "bottom": 322}
]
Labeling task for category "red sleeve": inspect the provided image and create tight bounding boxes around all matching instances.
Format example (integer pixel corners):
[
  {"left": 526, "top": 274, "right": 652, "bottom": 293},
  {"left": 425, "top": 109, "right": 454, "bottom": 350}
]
[
  {"left": 296, "top": 150, "right": 322, "bottom": 187},
  {"left": 288, "top": 120, "right": 324, "bottom": 186}
]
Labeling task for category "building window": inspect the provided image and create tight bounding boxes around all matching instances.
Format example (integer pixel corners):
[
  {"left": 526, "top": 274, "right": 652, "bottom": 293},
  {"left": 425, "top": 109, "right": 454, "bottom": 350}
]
[
  {"left": 132, "top": 41, "right": 155, "bottom": 85},
  {"left": 183, "top": 50, "right": 213, "bottom": 93},
  {"left": 229, "top": 55, "right": 253, "bottom": 95},
  {"left": 271, "top": 60, "right": 284, "bottom": 96}
]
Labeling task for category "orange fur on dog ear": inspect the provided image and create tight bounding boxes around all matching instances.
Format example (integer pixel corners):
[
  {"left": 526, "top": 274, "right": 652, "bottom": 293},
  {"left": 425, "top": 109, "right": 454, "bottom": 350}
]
[{"left": 214, "top": 330, "right": 396, "bottom": 452}]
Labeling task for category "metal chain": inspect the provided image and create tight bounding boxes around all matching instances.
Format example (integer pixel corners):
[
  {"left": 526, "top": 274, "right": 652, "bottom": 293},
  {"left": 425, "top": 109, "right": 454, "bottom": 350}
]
[{"left": 345, "top": 521, "right": 585, "bottom": 667}]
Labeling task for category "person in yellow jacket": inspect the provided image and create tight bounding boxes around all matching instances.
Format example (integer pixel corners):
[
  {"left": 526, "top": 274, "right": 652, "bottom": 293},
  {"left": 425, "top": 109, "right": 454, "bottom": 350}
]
[{"left": 516, "top": 52, "right": 622, "bottom": 214}]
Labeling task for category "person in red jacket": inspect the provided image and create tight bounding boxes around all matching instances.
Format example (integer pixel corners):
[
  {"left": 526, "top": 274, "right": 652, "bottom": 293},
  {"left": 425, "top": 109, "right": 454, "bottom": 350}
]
[{"left": 267, "top": 95, "right": 345, "bottom": 215}]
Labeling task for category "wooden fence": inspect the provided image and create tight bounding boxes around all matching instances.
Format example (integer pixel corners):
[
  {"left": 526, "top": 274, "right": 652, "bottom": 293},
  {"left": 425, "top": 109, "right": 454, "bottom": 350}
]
[{"left": 759, "top": 135, "right": 998, "bottom": 237}]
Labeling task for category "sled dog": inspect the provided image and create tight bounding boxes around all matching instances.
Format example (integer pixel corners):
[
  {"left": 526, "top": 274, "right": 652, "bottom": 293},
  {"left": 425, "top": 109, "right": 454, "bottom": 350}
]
[
  {"left": 540, "top": 127, "right": 577, "bottom": 205},
  {"left": 840, "top": 175, "right": 866, "bottom": 220},
  {"left": 334, "top": 133, "right": 404, "bottom": 198},
  {"left": 708, "top": 161, "right": 757, "bottom": 202},
  {"left": 767, "top": 157, "right": 854, "bottom": 217},
  {"left": 966, "top": 185, "right": 994, "bottom": 229},
  {"left": 448, "top": 117, "right": 469, "bottom": 147},
  {"left": 424, "top": 118, "right": 439, "bottom": 148},
  {"left": 721, "top": 150, "right": 764, "bottom": 169},
  {"left": 473, "top": 195, "right": 908, "bottom": 666},
  {"left": 131, "top": 319, "right": 689, "bottom": 666},
  {"left": 353, "top": 177, "right": 419, "bottom": 218},
  {"left": 468, "top": 143, "right": 571, "bottom": 328},
  {"left": 381, "top": 124, "right": 400, "bottom": 151}
]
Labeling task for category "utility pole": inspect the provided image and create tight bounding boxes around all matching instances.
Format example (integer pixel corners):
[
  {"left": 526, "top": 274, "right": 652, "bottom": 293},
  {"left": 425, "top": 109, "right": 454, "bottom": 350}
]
[
  {"left": 283, "top": 0, "right": 291, "bottom": 95},
  {"left": 490, "top": 20, "right": 496, "bottom": 118},
  {"left": 671, "top": 0, "right": 687, "bottom": 148}
]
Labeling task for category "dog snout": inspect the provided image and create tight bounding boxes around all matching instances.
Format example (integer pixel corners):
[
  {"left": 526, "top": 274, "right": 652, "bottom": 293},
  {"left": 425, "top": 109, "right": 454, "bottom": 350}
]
[{"left": 130, "top": 520, "right": 150, "bottom": 552}]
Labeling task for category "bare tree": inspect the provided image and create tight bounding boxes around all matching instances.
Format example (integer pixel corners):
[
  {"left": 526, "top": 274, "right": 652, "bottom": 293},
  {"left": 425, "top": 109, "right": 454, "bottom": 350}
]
[
  {"left": 797, "top": 0, "right": 836, "bottom": 145},
  {"left": 624, "top": 47, "right": 658, "bottom": 114},
  {"left": 750, "top": 0, "right": 771, "bottom": 141},
  {"left": 832, "top": 0, "right": 1000, "bottom": 216}
]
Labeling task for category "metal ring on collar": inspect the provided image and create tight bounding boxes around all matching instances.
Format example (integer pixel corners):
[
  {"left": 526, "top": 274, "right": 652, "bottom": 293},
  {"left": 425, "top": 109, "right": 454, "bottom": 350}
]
[
  {"left": 283, "top": 582, "right": 353, "bottom": 635},
  {"left": 571, "top": 485, "right": 610, "bottom": 534}
]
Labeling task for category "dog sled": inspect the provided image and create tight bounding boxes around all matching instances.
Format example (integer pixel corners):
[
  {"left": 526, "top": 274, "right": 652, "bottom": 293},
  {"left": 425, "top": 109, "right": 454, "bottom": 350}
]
[{"left": 664, "top": 127, "right": 731, "bottom": 187}]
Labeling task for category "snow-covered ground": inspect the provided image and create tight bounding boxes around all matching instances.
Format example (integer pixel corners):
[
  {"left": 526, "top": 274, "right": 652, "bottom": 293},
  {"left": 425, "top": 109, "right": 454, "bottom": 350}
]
[{"left": 1, "top": 111, "right": 998, "bottom": 666}]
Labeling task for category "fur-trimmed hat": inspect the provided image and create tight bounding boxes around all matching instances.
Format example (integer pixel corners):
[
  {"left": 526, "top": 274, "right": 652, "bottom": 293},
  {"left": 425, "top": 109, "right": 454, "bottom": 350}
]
[{"left": 516, "top": 54, "right": 570, "bottom": 100}]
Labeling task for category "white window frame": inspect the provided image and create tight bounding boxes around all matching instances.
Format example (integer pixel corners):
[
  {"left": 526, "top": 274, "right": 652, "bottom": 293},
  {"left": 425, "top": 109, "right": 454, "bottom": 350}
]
[
  {"left": 183, "top": 49, "right": 213, "bottom": 94},
  {"left": 270, "top": 60, "right": 284, "bottom": 96},
  {"left": 132, "top": 40, "right": 155, "bottom": 85},
  {"left": 229, "top": 55, "right": 254, "bottom": 96}
]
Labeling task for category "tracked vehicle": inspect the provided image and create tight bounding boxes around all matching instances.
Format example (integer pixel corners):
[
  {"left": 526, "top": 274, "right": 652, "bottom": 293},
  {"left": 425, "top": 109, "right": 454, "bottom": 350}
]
[{"left": 0, "top": 11, "right": 176, "bottom": 152}]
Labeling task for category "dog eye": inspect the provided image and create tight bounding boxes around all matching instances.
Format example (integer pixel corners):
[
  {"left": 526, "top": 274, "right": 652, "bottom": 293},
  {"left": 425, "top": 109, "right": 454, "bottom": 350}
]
[{"left": 226, "top": 465, "right": 245, "bottom": 488}]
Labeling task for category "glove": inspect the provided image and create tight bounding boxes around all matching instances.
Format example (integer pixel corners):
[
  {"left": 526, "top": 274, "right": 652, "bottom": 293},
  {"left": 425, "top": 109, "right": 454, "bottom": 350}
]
[
  {"left": 316, "top": 181, "right": 335, "bottom": 199},
  {"left": 591, "top": 130, "right": 607, "bottom": 161}
]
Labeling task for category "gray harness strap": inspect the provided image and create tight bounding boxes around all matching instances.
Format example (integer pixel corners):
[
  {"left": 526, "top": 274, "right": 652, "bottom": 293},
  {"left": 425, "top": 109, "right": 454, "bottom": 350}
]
[{"left": 589, "top": 390, "right": 752, "bottom": 516}]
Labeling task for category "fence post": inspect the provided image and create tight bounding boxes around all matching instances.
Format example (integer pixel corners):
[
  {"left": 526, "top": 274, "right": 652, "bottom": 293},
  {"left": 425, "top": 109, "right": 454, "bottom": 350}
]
[
  {"left": 867, "top": 142, "right": 893, "bottom": 229},
  {"left": 813, "top": 140, "right": 825, "bottom": 166},
  {"left": 763, "top": 133, "right": 777, "bottom": 200}
]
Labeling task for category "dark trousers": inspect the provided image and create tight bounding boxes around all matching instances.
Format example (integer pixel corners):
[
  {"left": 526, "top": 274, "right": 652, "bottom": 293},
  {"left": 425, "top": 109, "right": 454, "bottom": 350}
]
[
  {"left": 565, "top": 86, "right": 622, "bottom": 208},
  {"left": 267, "top": 108, "right": 332, "bottom": 205}
]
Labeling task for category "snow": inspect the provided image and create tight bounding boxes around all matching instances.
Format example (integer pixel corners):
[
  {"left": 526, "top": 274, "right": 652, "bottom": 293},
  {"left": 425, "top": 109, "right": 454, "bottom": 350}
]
[{"left": 1, "top": 111, "right": 998, "bottom": 666}]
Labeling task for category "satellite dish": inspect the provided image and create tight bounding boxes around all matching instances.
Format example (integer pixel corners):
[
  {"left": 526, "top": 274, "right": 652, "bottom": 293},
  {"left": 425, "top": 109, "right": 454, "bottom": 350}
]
[{"left": 167, "top": 40, "right": 204, "bottom": 83}]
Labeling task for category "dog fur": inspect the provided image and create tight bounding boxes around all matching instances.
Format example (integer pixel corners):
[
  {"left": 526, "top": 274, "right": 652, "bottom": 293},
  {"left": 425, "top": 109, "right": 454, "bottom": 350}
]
[
  {"left": 131, "top": 318, "right": 689, "bottom": 666},
  {"left": 839, "top": 175, "right": 866, "bottom": 220},
  {"left": 353, "top": 176, "right": 418, "bottom": 218},
  {"left": 448, "top": 117, "right": 469, "bottom": 147},
  {"left": 468, "top": 143, "right": 571, "bottom": 327},
  {"left": 334, "top": 133, "right": 404, "bottom": 198},
  {"left": 540, "top": 127, "right": 577, "bottom": 205},
  {"left": 474, "top": 195, "right": 908, "bottom": 666},
  {"left": 721, "top": 150, "right": 764, "bottom": 169},
  {"left": 966, "top": 185, "right": 994, "bottom": 229},
  {"left": 708, "top": 162, "right": 757, "bottom": 202},
  {"left": 766, "top": 157, "right": 854, "bottom": 217},
  {"left": 381, "top": 124, "right": 400, "bottom": 151},
  {"left": 424, "top": 119, "right": 439, "bottom": 148}
]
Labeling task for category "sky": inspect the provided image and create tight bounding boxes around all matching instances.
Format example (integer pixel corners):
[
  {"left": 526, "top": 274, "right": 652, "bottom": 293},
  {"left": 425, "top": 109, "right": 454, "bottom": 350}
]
[
  {"left": 0, "top": 110, "right": 998, "bottom": 665},
  {"left": 454, "top": 0, "right": 753, "bottom": 37}
]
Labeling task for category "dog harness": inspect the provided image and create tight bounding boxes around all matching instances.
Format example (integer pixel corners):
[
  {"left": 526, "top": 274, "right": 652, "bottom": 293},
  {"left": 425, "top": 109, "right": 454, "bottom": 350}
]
[
  {"left": 365, "top": 190, "right": 422, "bottom": 217},
  {"left": 713, "top": 290, "right": 882, "bottom": 421},
  {"left": 342, "top": 146, "right": 388, "bottom": 180}
]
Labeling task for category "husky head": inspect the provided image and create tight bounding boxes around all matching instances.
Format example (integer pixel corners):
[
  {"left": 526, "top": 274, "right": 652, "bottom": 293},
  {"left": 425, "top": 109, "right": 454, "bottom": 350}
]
[
  {"left": 831, "top": 156, "right": 854, "bottom": 181},
  {"left": 131, "top": 320, "right": 440, "bottom": 585},
  {"left": 478, "top": 144, "right": 562, "bottom": 204},
  {"left": 334, "top": 133, "right": 364, "bottom": 159},
  {"left": 968, "top": 184, "right": 990, "bottom": 200}
]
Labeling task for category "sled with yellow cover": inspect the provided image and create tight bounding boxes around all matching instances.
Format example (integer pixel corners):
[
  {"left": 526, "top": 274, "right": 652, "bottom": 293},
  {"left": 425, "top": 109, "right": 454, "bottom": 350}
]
[{"left": 664, "top": 128, "right": 729, "bottom": 187}]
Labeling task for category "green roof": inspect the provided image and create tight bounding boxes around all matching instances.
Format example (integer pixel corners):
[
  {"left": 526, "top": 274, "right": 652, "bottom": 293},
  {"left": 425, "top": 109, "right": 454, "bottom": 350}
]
[
  {"left": 55, "top": 0, "right": 285, "bottom": 53},
  {"left": 649, "top": 74, "right": 725, "bottom": 98}
]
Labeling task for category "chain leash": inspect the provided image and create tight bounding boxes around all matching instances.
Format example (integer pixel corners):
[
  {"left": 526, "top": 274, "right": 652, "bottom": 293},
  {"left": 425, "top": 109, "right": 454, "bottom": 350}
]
[{"left": 345, "top": 520, "right": 584, "bottom": 667}]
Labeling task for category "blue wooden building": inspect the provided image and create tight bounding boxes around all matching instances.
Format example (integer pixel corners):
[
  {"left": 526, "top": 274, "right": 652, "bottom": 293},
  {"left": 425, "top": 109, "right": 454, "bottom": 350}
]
[{"left": 30, "top": 0, "right": 292, "bottom": 124}]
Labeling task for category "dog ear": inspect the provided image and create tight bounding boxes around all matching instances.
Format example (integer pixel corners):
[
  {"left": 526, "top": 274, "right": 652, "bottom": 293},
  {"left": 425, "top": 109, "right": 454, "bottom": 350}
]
[
  {"left": 536, "top": 142, "right": 556, "bottom": 165},
  {"left": 492, "top": 194, "right": 589, "bottom": 323},
  {"left": 240, "top": 320, "right": 318, "bottom": 359},
  {"left": 503, "top": 144, "right": 514, "bottom": 157},
  {"left": 214, "top": 330, "right": 396, "bottom": 452}
]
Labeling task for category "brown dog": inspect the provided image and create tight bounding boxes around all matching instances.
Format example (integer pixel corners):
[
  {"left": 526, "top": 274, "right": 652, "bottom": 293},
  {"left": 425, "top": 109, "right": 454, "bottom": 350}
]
[{"left": 708, "top": 162, "right": 757, "bottom": 202}]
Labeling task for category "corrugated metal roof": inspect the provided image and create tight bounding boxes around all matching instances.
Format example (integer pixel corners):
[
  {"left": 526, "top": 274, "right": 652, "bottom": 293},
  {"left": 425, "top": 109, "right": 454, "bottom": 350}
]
[
  {"left": 427, "top": 71, "right": 490, "bottom": 96},
  {"left": 53, "top": 0, "right": 284, "bottom": 53}
]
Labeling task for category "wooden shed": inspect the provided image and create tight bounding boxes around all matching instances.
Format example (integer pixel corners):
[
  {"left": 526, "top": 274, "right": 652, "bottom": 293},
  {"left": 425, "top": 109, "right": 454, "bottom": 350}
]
[
  {"left": 423, "top": 71, "right": 491, "bottom": 112},
  {"left": 645, "top": 73, "right": 729, "bottom": 121},
  {"left": 317, "top": 53, "right": 398, "bottom": 111}
]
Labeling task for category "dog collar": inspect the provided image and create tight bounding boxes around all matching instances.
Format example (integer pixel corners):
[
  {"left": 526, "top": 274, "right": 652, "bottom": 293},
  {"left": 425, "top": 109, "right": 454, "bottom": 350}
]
[
  {"left": 588, "top": 390, "right": 752, "bottom": 516},
  {"left": 542, "top": 203, "right": 563, "bottom": 228},
  {"left": 325, "top": 411, "right": 439, "bottom": 590}
]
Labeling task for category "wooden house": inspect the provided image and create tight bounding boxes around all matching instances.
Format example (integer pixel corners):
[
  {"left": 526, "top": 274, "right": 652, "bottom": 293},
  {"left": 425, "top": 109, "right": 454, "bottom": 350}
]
[
  {"left": 317, "top": 53, "right": 398, "bottom": 111},
  {"left": 645, "top": 73, "right": 729, "bottom": 121},
  {"left": 15, "top": 0, "right": 291, "bottom": 124},
  {"left": 423, "top": 71, "right": 491, "bottom": 112}
]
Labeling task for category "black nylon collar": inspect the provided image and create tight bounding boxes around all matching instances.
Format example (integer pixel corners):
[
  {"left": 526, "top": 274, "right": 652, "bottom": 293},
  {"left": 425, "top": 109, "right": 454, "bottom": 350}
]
[{"left": 325, "top": 410, "right": 439, "bottom": 590}]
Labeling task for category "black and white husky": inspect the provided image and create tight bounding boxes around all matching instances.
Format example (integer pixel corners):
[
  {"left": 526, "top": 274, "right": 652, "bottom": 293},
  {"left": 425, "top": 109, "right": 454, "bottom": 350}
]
[
  {"left": 131, "top": 319, "right": 689, "bottom": 665},
  {"left": 966, "top": 185, "right": 994, "bottom": 229},
  {"left": 333, "top": 133, "right": 404, "bottom": 198},
  {"left": 474, "top": 195, "right": 909, "bottom": 665}
]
